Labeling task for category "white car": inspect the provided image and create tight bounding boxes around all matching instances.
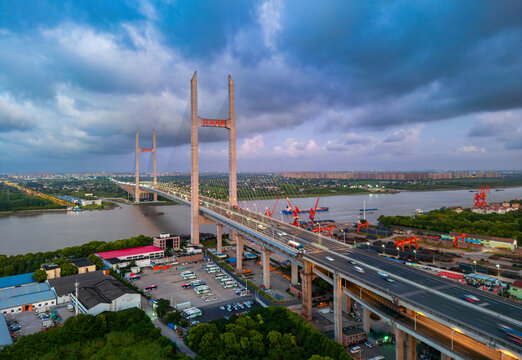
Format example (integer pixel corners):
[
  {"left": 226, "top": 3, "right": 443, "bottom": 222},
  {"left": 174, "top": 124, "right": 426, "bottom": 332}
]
[
  {"left": 354, "top": 266, "right": 365, "bottom": 273},
  {"left": 325, "top": 256, "right": 335, "bottom": 262},
  {"left": 350, "top": 346, "right": 361, "bottom": 354},
  {"left": 377, "top": 271, "right": 388, "bottom": 277}
]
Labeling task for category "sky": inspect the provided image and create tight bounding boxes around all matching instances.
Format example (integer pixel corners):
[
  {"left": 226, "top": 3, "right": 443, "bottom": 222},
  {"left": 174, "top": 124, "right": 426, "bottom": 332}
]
[{"left": 0, "top": 0, "right": 521, "bottom": 174}]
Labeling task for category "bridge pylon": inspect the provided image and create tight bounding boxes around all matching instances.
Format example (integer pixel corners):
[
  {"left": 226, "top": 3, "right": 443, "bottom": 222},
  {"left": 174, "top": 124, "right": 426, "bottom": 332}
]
[
  {"left": 135, "top": 129, "right": 157, "bottom": 203},
  {"left": 190, "top": 72, "right": 237, "bottom": 245}
]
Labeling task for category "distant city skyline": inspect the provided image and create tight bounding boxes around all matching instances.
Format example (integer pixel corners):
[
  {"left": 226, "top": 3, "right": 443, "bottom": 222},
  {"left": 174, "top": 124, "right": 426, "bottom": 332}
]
[{"left": 0, "top": 1, "right": 521, "bottom": 173}]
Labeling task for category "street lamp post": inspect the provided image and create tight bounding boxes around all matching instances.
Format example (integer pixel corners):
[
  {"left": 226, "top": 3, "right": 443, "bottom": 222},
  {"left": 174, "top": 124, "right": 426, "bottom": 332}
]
[
  {"left": 451, "top": 328, "right": 461, "bottom": 350},
  {"left": 367, "top": 241, "right": 370, "bottom": 250},
  {"left": 496, "top": 264, "right": 500, "bottom": 276},
  {"left": 473, "top": 260, "right": 477, "bottom": 273},
  {"left": 396, "top": 246, "right": 400, "bottom": 259},
  {"left": 382, "top": 244, "right": 385, "bottom": 254},
  {"left": 413, "top": 250, "right": 417, "bottom": 262}
]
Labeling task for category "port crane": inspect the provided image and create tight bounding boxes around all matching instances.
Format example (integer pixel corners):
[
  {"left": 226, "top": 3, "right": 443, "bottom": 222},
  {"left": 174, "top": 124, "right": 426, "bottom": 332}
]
[
  {"left": 473, "top": 185, "right": 490, "bottom": 207},
  {"left": 312, "top": 225, "right": 335, "bottom": 236},
  {"left": 394, "top": 236, "right": 419, "bottom": 251},
  {"left": 285, "top": 196, "right": 301, "bottom": 226},
  {"left": 264, "top": 197, "right": 279, "bottom": 218},
  {"left": 308, "top": 197, "right": 320, "bottom": 224},
  {"left": 357, "top": 221, "right": 370, "bottom": 233},
  {"left": 453, "top": 233, "right": 466, "bottom": 248}
]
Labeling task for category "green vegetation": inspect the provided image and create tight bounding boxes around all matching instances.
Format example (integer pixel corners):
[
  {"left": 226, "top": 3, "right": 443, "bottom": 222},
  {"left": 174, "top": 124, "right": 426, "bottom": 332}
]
[
  {"left": 378, "top": 205, "right": 522, "bottom": 243},
  {"left": 0, "top": 183, "right": 65, "bottom": 212},
  {"left": 0, "top": 308, "right": 188, "bottom": 360},
  {"left": 24, "top": 178, "right": 127, "bottom": 199},
  {"left": 0, "top": 235, "right": 152, "bottom": 277},
  {"left": 386, "top": 175, "right": 522, "bottom": 191},
  {"left": 31, "top": 269, "right": 47, "bottom": 282},
  {"left": 186, "top": 306, "right": 350, "bottom": 360},
  {"left": 155, "top": 298, "right": 171, "bottom": 318}
]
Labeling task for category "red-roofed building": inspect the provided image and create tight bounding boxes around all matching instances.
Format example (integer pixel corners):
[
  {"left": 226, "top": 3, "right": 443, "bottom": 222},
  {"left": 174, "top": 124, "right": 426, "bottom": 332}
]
[{"left": 95, "top": 246, "right": 164, "bottom": 269}]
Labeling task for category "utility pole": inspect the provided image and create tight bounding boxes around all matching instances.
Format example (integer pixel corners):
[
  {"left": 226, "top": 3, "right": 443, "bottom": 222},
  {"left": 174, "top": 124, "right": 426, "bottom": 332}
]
[{"left": 75, "top": 280, "right": 79, "bottom": 315}]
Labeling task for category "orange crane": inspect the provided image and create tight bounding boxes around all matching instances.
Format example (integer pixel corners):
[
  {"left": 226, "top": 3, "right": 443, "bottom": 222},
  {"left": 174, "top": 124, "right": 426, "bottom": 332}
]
[
  {"left": 474, "top": 186, "right": 490, "bottom": 207},
  {"left": 453, "top": 233, "right": 466, "bottom": 248},
  {"left": 308, "top": 197, "right": 320, "bottom": 224},
  {"left": 394, "top": 236, "right": 419, "bottom": 251},
  {"left": 285, "top": 196, "right": 301, "bottom": 226},
  {"left": 357, "top": 222, "right": 370, "bottom": 232},
  {"left": 264, "top": 197, "right": 279, "bottom": 218},
  {"left": 312, "top": 226, "right": 335, "bottom": 236}
]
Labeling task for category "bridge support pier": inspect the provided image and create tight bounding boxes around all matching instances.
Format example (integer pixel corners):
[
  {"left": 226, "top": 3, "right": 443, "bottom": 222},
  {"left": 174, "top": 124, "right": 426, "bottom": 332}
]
[
  {"left": 405, "top": 333, "right": 417, "bottom": 360},
  {"left": 333, "top": 272, "right": 343, "bottom": 344},
  {"left": 343, "top": 294, "right": 352, "bottom": 314},
  {"left": 262, "top": 248, "right": 271, "bottom": 289},
  {"left": 301, "top": 261, "right": 313, "bottom": 321},
  {"left": 395, "top": 327, "right": 404, "bottom": 360},
  {"left": 291, "top": 263, "right": 299, "bottom": 285},
  {"left": 362, "top": 307, "right": 370, "bottom": 334},
  {"left": 440, "top": 354, "right": 452, "bottom": 360},
  {"left": 235, "top": 233, "right": 243, "bottom": 272},
  {"left": 216, "top": 224, "right": 223, "bottom": 254}
]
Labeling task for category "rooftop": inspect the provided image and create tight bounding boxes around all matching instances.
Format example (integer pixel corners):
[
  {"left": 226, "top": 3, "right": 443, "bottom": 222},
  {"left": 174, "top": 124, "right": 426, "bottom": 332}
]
[
  {"left": 0, "top": 282, "right": 56, "bottom": 310},
  {"left": 68, "top": 258, "right": 95, "bottom": 268},
  {"left": 0, "top": 273, "right": 35, "bottom": 289},
  {"left": 41, "top": 263, "right": 60, "bottom": 270},
  {"left": 0, "top": 314, "right": 12, "bottom": 347},
  {"left": 48, "top": 271, "right": 107, "bottom": 296},
  {"left": 78, "top": 278, "right": 137, "bottom": 309},
  {"left": 95, "top": 246, "right": 163, "bottom": 260}
]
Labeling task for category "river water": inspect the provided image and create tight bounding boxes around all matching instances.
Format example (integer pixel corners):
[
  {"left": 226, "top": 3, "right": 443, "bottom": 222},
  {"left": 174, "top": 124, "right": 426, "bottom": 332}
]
[{"left": 1, "top": 187, "right": 520, "bottom": 256}]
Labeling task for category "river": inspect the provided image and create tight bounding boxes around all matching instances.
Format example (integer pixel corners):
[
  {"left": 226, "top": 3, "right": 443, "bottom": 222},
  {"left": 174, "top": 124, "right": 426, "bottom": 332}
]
[{"left": 1, "top": 187, "right": 520, "bottom": 256}]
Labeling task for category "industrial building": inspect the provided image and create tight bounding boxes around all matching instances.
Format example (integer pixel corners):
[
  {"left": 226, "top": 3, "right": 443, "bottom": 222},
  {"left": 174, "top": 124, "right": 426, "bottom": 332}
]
[
  {"left": 0, "top": 281, "right": 56, "bottom": 315},
  {"left": 47, "top": 270, "right": 107, "bottom": 304},
  {"left": 95, "top": 245, "right": 164, "bottom": 269},
  {"left": 70, "top": 278, "right": 140, "bottom": 316}
]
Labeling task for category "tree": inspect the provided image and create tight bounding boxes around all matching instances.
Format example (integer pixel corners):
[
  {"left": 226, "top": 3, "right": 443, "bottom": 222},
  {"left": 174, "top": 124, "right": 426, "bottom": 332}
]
[
  {"left": 155, "top": 298, "right": 170, "bottom": 318},
  {"left": 32, "top": 269, "right": 47, "bottom": 282}
]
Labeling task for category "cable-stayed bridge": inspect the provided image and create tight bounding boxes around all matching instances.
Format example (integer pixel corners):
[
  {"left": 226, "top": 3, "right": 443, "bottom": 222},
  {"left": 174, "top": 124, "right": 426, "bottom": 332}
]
[{"left": 112, "top": 72, "right": 521, "bottom": 360}]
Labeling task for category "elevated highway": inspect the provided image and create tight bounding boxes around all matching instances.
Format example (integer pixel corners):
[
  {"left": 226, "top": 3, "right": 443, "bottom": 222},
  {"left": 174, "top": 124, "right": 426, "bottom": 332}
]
[{"left": 112, "top": 179, "right": 522, "bottom": 360}]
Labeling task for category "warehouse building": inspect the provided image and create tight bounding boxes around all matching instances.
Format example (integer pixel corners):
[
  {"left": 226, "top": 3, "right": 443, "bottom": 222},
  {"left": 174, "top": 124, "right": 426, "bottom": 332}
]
[
  {"left": 0, "top": 282, "right": 56, "bottom": 315},
  {"left": 70, "top": 278, "right": 140, "bottom": 316},
  {"left": 0, "top": 273, "right": 35, "bottom": 289},
  {"left": 47, "top": 271, "right": 107, "bottom": 304},
  {"left": 95, "top": 246, "right": 164, "bottom": 269}
]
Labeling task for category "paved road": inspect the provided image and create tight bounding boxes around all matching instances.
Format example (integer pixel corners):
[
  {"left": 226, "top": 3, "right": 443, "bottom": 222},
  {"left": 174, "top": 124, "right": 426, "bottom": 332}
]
[{"left": 306, "top": 249, "right": 522, "bottom": 356}]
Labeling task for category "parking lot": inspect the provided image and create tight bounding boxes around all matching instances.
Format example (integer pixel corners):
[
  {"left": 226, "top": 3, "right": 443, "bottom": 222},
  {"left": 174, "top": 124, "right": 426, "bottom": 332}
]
[
  {"left": 4, "top": 304, "right": 76, "bottom": 341},
  {"left": 132, "top": 260, "right": 250, "bottom": 309}
]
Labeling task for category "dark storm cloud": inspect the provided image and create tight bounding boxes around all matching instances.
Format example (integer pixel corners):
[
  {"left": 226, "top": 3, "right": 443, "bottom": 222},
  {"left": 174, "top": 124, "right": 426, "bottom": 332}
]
[{"left": 272, "top": 0, "right": 522, "bottom": 129}]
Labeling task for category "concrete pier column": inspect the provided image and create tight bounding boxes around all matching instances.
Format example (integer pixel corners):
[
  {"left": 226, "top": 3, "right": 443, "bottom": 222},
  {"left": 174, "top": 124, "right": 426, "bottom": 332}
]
[
  {"left": 333, "top": 272, "right": 343, "bottom": 344},
  {"left": 405, "top": 334, "right": 417, "bottom": 360},
  {"left": 343, "top": 294, "right": 352, "bottom": 314},
  {"left": 216, "top": 224, "right": 223, "bottom": 254},
  {"left": 362, "top": 307, "right": 370, "bottom": 334},
  {"left": 262, "top": 248, "right": 271, "bottom": 289},
  {"left": 291, "top": 262, "right": 299, "bottom": 285},
  {"left": 440, "top": 354, "right": 452, "bottom": 360},
  {"left": 236, "top": 234, "right": 243, "bottom": 272},
  {"left": 301, "top": 260, "right": 313, "bottom": 321},
  {"left": 395, "top": 327, "right": 404, "bottom": 360}
]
